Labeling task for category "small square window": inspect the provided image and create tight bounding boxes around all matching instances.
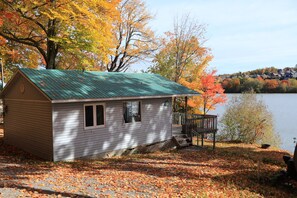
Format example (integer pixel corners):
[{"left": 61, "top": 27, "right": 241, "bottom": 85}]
[
  {"left": 84, "top": 104, "right": 105, "bottom": 129},
  {"left": 123, "top": 101, "right": 141, "bottom": 123}
]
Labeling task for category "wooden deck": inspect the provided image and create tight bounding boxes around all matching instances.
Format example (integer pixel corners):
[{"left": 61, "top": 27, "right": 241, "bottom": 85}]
[{"left": 173, "top": 113, "right": 218, "bottom": 149}]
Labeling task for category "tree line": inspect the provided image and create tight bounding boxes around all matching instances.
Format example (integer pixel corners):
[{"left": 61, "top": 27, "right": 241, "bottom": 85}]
[{"left": 222, "top": 77, "right": 297, "bottom": 93}]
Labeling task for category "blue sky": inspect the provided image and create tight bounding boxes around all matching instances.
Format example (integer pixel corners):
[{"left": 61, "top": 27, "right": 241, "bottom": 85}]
[{"left": 136, "top": 0, "right": 297, "bottom": 74}]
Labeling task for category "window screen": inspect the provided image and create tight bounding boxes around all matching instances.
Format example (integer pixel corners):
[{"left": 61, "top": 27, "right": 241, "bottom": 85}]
[{"left": 123, "top": 101, "right": 141, "bottom": 123}]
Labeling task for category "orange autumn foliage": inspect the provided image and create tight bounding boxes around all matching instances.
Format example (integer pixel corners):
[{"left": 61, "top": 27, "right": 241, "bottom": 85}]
[
  {"left": 181, "top": 70, "right": 227, "bottom": 114},
  {"left": 0, "top": 0, "right": 120, "bottom": 69},
  {"left": 149, "top": 15, "right": 212, "bottom": 83},
  {"left": 281, "top": 80, "right": 289, "bottom": 86},
  {"left": 257, "top": 76, "right": 264, "bottom": 82},
  {"left": 265, "top": 79, "right": 279, "bottom": 90},
  {"left": 106, "top": 0, "right": 157, "bottom": 72}
]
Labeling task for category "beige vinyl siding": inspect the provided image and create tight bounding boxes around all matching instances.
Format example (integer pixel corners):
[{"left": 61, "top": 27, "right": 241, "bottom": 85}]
[
  {"left": 3, "top": 74, "right": 53, "bottom": 160},
  {"left": 53, "top": 98, "right": 172, "bottom": 161},
  {"left": 4, "top": 72, "right": 49, "bottom": 101},
  {"left": 4, "top": 100, "right": 52, "bottom": 160}
]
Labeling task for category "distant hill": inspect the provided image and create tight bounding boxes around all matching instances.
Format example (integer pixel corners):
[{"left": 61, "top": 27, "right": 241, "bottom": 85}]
[
  {"left": 219, "top": 66, "right": 297, "bottom": 80},
  {"left": 218, "top": 66, "right": 297, "bottom": 93}
]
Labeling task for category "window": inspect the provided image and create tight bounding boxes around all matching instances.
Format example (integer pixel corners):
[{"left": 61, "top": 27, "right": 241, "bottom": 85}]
[
  {"left": 123, "top": 101, "right": 141, "bottom": 123},
  {"left": 84, "top": 104, "right": 105, "bottom": 128}
]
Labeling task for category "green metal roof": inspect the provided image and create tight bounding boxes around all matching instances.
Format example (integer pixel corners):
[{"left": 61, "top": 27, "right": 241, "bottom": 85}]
[{"left": 19, "top": 68, "right": 198, "bottom": 101}]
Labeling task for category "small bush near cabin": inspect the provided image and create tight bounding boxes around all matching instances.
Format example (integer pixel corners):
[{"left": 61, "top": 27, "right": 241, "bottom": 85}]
[{"left": 219, "top": 92, "right": 281, "bottom": 147}]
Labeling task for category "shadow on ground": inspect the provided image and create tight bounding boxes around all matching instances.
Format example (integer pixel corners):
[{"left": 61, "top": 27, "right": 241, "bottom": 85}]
[{"left": 1, "top": 137, "right": 296, "bottom": 197}]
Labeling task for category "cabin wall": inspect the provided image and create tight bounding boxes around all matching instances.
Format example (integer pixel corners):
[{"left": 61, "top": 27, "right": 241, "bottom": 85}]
[
  {"left": 52, "top": 98, "right": 172, "bottom": 161},
  {"left": 3, "top": 74, "right": 53, "bottom": 160}
]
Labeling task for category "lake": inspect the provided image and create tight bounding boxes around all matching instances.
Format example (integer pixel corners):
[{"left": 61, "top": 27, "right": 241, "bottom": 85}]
[{"left": 209, "top": 94, "right": 297, "bottom": 154}]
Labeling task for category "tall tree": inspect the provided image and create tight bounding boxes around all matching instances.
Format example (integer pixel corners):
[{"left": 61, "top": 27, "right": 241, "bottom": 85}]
[
  {"left": 148, "top": 15, "right": 212, "bottom": 112},
  {"left": 0, "top": 0, "right": 119, "bottom": 69},
  {"left": 106, "top": 0, "right": 157, "bottom": 72},
  {"left": 149, "top": 15, "right": 212, "bottom": 82}
]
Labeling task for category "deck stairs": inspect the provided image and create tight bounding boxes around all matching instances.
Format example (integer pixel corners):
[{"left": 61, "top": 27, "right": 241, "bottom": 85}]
[{"left": 173, "top": 134, "right": 192, "bottom": 148}]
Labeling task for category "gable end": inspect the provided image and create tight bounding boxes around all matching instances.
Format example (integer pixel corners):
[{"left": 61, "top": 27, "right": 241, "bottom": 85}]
[{"left": 1, "top": 70, "right": 51, "bottom": 101}]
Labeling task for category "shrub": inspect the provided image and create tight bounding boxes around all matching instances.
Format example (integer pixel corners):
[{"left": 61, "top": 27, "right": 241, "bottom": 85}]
[
  {"left": 219, "top": 92, "right": 281, "bottom": 147},
  {"left": 241, "top": 78, "right": 263, "bottom": 93}
]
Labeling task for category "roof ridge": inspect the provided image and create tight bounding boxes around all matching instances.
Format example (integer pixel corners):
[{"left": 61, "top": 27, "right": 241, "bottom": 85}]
[{"left": 19, "top": 68, "right": 157, "bottom": 75}]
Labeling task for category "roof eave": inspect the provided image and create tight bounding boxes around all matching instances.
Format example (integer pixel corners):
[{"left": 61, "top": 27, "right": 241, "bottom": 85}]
[{"left": 51, "top": 93, "right": 199, "bottom": 104}]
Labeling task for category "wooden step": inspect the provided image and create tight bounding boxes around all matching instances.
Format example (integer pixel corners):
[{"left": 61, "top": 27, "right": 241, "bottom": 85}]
[{"left": 172, "top": 135, "right": 192, "bottom": 148}]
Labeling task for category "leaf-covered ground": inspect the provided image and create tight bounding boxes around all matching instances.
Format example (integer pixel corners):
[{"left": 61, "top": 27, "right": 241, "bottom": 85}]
[{"left": 0, "top": 137, "right": 296, "bottom": 197}]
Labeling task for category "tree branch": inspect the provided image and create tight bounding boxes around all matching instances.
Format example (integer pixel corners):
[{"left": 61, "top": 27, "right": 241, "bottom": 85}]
[
  {"left": 15, "top": 8, "right": 48, "bottom": 35},
  {"left": 0, "top": 31, "right": 47, "bottom": 62}
]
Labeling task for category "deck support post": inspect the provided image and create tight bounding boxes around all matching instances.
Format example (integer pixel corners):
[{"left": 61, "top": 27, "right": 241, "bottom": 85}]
[
  {"left": 201, "top": 133, "right": 204, "bottom": 147},
  {"left": 213, "top": 131, "right": 216, "bottom": 150},
  {"left": 197, "top": 134, "right": 198, "bottom": 146},
  {"left": 185, "top": 96, "right": 192, "bottom": 144}
]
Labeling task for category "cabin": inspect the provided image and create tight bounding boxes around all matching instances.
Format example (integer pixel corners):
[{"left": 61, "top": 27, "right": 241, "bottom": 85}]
[{"left": 1, "top": 68, "right": 198, "bottom": 161}]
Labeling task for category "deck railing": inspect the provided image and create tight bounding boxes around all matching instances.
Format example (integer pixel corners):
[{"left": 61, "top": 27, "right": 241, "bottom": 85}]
[
  {"left": 173, "top": 113, "right": 217, "bottom": 126},
  {"left": 172, "top": 112, "right": 218, "bottom": 149},
  {"left": 187, "top": 115, "right": 217, "bottom": 133}
]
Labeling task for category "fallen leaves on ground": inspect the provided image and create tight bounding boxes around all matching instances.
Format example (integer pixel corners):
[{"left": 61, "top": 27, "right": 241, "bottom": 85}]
[{"left": 0, "top": 139, "right": 296, "bottom": 197}]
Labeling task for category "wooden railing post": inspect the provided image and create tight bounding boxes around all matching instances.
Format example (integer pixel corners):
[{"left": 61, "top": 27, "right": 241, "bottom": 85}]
[{"left": 213, "top": 130, "right": 216, "bottom": 150}]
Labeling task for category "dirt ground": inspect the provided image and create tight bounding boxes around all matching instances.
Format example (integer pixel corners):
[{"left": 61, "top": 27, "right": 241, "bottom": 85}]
[{"left": 0, "top": 140, "right": 296, "bottom": 197}]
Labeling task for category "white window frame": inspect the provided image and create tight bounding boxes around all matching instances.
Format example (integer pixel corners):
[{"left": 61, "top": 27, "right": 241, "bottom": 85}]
[
  {"left": 123, "top": 101, "right": 142, "bottom": 124},
  {"left": 84, "top": 103, "right": 106, "bottom": 130}
]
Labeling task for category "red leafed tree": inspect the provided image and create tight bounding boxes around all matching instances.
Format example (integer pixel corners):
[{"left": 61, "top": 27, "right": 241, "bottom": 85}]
[
  {"left": 199, "top": 71, "right": 227, "bottom": 114},
  {"left": 181, "top": 70, "right": 227, "bottom": 115}
]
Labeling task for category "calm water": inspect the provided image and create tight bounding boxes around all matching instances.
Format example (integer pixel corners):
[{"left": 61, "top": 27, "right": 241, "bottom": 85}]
[{"left": 209, "top": 94, "right": 297, "bottom": 154}]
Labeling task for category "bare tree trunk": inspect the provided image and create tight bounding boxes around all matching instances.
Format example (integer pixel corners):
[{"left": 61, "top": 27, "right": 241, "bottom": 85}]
[
  {"left": 46, "top": 19, "right": 58, "bottom": 69},
  {"left": 46, "top": 42, "right": 57, "bottom": 69}
]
